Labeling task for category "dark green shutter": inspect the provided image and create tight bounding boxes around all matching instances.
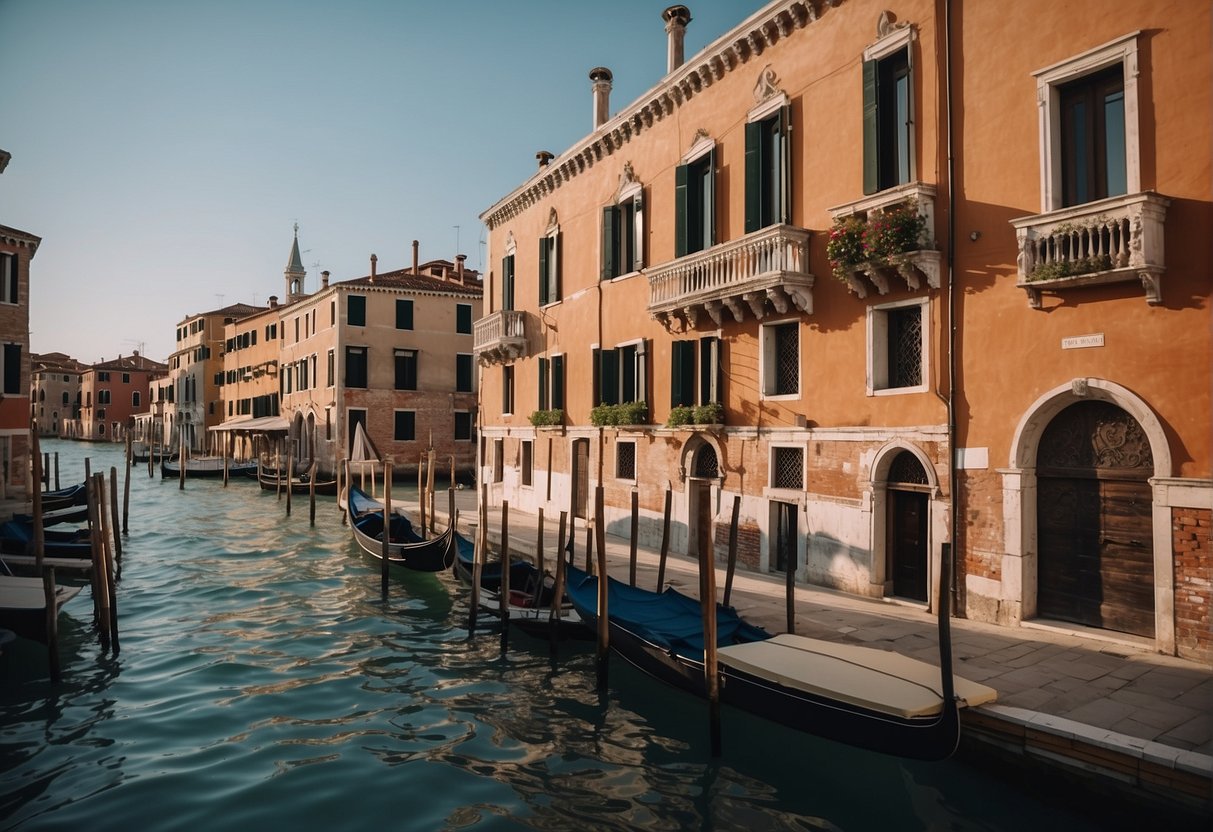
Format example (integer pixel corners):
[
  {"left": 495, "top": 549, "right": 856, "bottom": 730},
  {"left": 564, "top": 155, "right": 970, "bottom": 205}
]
[
  {"left": 631, "top": 190, "right": 645, "bottom": 272},
  {"left": 538, "top": 357, "right": 548, "bottom": 409},
  {"left": 600, "top": 348, "right": 619, "bottom": 405},
  {"left": 396, "top": 299, "right": 413, "bottom": 330},
  {"left": 706, "top": 148, "right": 717, "bottom": 247},
  {"left": 4, "top": 344, "right": 20, "bottom": 395},
  {"left": 600, "top": 207, "right": 616, "bottom": 280},
  {"left": 745, "top": 120, "right": 762, "bottom": 234},
  {"left": 779, "top": 105, "right": 792, "bottom": 224},
  {"left": 538, "top": 237, "right": 549, "bottom": 304},
  {"left": 552, "top": 355, "right": 564, "bottom": 410},
  {"left": 862, "top": 60, "right": 879, "bottom": 195},
  {"left": 592, "top": 347, "right": 601, "bottom": 406},
  {"left": 672, "top": 341, "right": 695, "bottom": 407},
  {"left": 674, "top": 163, "right": 689, "bottom": 258},
  {"left": 502, "top": 255, "right": 514, "bottom": 310},
  {"left": 551, "top": 233, "right": 560, "bottom": 301}
]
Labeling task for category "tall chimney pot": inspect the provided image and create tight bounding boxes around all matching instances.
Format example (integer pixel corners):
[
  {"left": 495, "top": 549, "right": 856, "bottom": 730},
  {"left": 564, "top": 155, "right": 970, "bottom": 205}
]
[
  {"left": 663, "top": 6, "right": 692, "bottom": 73},
  {"left": 269, "top": 295, "right": 279, "bottom": 308},
  {"left": 412, "top": 240, "right": 420, "bottom": 275},
  {"left": 456, "top": 254, "right": 466, "bottom": 283},
  {"left": 589, "top": 67, "right": 613, "bottom": 129},
  {"left": 370, "top": 253, "right": 377, "bottom": 282},
  {"left": 321, "top": 270, "right": 330, "bottom": 289},
  {"left": 536, "top": 150, "right": 554, "bottom": 169}
]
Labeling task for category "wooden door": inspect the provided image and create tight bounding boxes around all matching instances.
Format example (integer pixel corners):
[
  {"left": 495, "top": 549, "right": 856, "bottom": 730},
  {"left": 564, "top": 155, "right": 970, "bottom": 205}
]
[
  {"left": 1037, "top": 401, "right": 1154, "bottom": 637},
  {"left": 572, "top": 439, "right": 589, "bottom": 519},
  {"left": 890, "top": 489, "right": 928, "bottom": 601}
]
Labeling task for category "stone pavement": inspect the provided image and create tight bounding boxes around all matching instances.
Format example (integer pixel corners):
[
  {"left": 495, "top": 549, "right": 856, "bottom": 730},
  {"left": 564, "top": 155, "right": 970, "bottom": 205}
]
[{"left": 439, "top": 490, "right": 1211, "bottom": 815}]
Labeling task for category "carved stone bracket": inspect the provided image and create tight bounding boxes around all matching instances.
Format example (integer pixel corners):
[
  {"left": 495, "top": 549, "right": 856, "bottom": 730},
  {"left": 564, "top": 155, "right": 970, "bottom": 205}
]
[
  {"left": 723, "top": 296, "right": 746, "bottom": 322},
  {"left": 766, "top": 287, "right": 790, "bottom": 314},
  {"left": 1140, "top": 270, "right": 1162, "bottom": 305},
  {"left": 861, "top": 264, "right": 891, "bottom": 295},
  {"left": 705, "top": 299, "right": 724, "bottom": 326},
  {"left": 743, "top": 291, "right": 767, "bottom": 318}
]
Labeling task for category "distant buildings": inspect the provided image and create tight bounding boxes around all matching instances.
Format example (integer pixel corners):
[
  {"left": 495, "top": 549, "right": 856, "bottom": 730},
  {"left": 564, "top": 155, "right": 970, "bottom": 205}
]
[
  {"left": 475, "top": 1, "right": 1210, "bottom": 661},
  {"left": 30, "top": 352, "right": 87, "bottom": 436},
  {"left": 72, "top": 352, "right": 167, "bottom": 441}
]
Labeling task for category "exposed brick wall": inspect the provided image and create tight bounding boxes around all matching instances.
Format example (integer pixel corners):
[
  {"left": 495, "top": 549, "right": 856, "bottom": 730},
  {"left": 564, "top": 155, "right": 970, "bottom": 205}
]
[
  {"left": 714, "top": 520, "right": 761, "bottom": 571},
  {"left": 958, "top": 469, "right": 1003, "bottom": 584},
  {"left": 1173, "top": 508, "right": 1211, "bottom": 663}
]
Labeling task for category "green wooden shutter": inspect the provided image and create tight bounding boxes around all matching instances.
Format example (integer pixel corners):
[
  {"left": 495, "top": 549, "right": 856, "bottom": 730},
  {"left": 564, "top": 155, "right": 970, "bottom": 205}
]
[
  {"left": 600, "top": 207, "right": 616, "bottom": 280},
  {"left": 706, "top": 148, "right": 717, "bottom": 247},
  {"left": 600, "top": 348, "right": 619, "bottom": 405},
  {"left": 779, "top": 105, "right": 792, "bottom": 224},
  {"left": 551, "top": 232, "right": 560, "bottom": 302},
  {"left": 552, "top": 354, "right": 564, "bottom": 410},
  {"left": 538, "top": 357, "right": 549, "bottom": 410},
  {"left": 862, "top": 59, "right": 879, "bottom": 195},
  {"left": 674, "top": 163, "right": 689, "bottom": 258},
  {"left": 672, "top": 341, "right": 695, "bottom": 407},
  {"left": 592, "top": 347, "right": 601, "bottom": 406},
  {"left": 631, "top": 189, "right": 645, "bottom": 272},
  {"left": 745, "top": 120, "right": 762, "bottom": 234},
  {"left": 502, "top": 255, "right": 514, "bottom": 310},
  {"left": 538, "top": 237, "right": 549, "bottom": 304}
]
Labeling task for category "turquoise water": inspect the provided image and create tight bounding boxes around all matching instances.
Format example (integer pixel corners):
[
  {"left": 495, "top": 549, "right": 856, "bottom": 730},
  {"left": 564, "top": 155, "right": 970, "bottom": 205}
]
[{"left": 0, "top": 439, "right": 1150, "bottom": 830}]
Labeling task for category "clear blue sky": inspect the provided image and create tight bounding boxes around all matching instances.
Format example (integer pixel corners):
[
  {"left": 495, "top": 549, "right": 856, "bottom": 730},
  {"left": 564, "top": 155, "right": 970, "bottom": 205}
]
[{"left": 1, "top": 0, "right": 765, "bottom": 364}]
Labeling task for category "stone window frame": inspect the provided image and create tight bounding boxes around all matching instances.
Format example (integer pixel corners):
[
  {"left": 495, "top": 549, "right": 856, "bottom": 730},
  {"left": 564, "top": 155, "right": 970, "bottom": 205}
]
[{"left": 866, "top": 297, "right": 929, "bottom": 396}]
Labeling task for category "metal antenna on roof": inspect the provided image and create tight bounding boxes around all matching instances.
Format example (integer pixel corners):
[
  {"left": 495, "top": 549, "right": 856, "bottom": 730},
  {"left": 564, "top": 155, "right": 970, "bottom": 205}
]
[{"left": 454, "top": 225, "right": 461, "bottom": 257}]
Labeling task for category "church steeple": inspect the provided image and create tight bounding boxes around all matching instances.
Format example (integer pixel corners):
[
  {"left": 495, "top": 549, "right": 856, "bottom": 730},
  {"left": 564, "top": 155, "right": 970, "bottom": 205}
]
[{"left": 285, "top": 223, "right": 306, "bottom": 302}]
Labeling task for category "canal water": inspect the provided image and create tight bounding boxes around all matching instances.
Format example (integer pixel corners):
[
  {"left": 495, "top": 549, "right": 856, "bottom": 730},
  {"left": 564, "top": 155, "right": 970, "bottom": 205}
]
[{"left": 0, "top": 439, "right": 1146, "bottom": 830}]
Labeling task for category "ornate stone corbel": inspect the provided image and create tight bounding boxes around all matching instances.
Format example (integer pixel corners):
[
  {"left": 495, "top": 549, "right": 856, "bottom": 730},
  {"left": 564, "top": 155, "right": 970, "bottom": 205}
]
[
  {"left": 724, "top": 296, "right": 746, "bottom": 323},
  {"left": 753, "top": 65, "right": 781, "bottom": 104},
  {"left": 743, "top": 291, "right": 767, "bottom": 318}
]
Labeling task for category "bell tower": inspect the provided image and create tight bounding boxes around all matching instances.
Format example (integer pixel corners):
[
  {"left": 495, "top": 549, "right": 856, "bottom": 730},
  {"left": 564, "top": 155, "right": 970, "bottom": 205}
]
[{"left": 285, "top": 223, "right": 306, "bottom": 303}]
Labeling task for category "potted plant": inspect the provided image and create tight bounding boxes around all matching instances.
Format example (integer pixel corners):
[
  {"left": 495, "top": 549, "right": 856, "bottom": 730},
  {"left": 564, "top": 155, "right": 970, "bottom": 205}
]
[
  {"left": 529, "top": 408, "right": 564, "bottom": 427},
  {"left": 591, "top": 401, "right": 648, "bottom": 426},
  {"left": 667, "top": 405, "right": 695, "bottom": 427},
  {"left": 693, "top": 402, "right": 724, "bottom": 425},
  {"left": 826, "top": 215, "right": 867, "bottom": 281},
  {"left": 863, "top": 201, "right": 927, "bottom": 261}
]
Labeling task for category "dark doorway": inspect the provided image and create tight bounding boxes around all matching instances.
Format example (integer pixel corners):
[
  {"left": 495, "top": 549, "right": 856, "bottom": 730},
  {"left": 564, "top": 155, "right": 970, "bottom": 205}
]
[
  {"left": 572, "top": 438, "right": 589, "bottom": 520},
  {"left": 773, "top": 501, "right": 797, "bottom": 574},
  {"left": 887, "top": 451, "right": 930, "bottom": 602}
]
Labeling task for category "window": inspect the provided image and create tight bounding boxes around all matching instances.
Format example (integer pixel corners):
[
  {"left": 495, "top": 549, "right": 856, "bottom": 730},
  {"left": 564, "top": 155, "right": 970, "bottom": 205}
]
[
  {"left": 0, "top": 253, "right": 16, "bottom": 304},
  {"left": 394, "top": 349, "right": 418, "bottom": 391},
  {"left": 97, "top": 372, "right": 110, "bottom": 382},
  {"left": 502, "top": 365, "right": 515, "bottom": 414},
  {"left": 348, "top": 295, "right": 366, "bottom": 326},
  {"left": 868, "top": 299, "right": 927, "bottom": 394},
  {"left": 492, "top": 438, "right": 504, "bottom": 483},
  {"left": 456, "top": 303, "right": 472, "bottom": 334},
  {"left": 538, "top": 227, "right": 560, "bottom": 304},
  {"left": 671, "top": 337, "right": 721, "bottom": 407},
  {"left": 98, "top": 389, "right": 111, "bottom": 405},
  {"left": 746, "top": 103, "right": 791, "bottom": 232},
  {"left": 616, "top": 440, "right": 636, "bottom": 481},
  {"left": 501, "top": 254, "right": 515, "bottom": 311},
  {"left": 537, "top": 354, "right": 565, "bottom": 411},
  {"left": 862, "top": 25, "right": 915, "bottom": 195},
  {"left": 394, "top": 410, "right": 416, "bottom": 441},
  {"left": 675, "top": 143, "right": 716, "bottom": 256},
  {"left": 761, "top": 321, "right": 799, "bottom": 398},
  {"left": 132, "top": 391, "right": 141, "bottom": 407},
  {"left": 455, "top": 354, "right": 473, "bottom": 393},
  {"left": 61, "top": 391, "right": 69, "bottom": 406},
  {"left": 771, "top": 445, "right": 805, "bottom": 490},
  {"left": 521, "top": 440, "right": 533, "bottom": 487},
  {"left": 345, "top": 346, "right": 368, "bottom": 388},
  {"left": 454, "top": 411, "right": 472, "bottom": 441},
  {"left": 594, "top": 341, "right": 648, "bottom": 406},
  {"left": 327, "top": 350, "right": 334, "bottom": 387},
  {"left": 2, "top": 343, "right": 19, "bottom": 394},
  {"left": 601, "top": 178, "right": 645, "bottom": 279},
  {"left": 1035, "top": 33, "right": 1139, "bottom": 212},
  {"left": 396, "top": 299, "right": 414, "bottom": 330}
]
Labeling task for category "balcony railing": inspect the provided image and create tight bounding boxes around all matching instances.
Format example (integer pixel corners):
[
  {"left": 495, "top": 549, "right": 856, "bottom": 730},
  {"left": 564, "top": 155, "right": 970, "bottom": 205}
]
[
  {"left": 473, "top": 310, "right": 528, "bottom": 365},
  {"left": 1010, "top": 192, "right": 1170, "bottom": 308},
  {"left": 647, "top": 224, "right": 813, "bottom": 327}
]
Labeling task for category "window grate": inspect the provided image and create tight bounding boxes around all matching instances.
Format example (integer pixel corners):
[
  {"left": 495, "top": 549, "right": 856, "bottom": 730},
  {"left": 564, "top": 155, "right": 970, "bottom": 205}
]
[
  {"left": 693, "top": 444, "right": 719, "bottom": 478},
  {"left": 888, "top": 306, "right": 922, "bottom": 388},
  {"left": 616, "top": 441, "right": 636, "bottom": 480},
  {"left": 887, "top": 451, "right": 928, "bottom": 485},
  {"left": 772, "top": 446, "right": 804, "bottom": 489},
  {"left": 775, "top": 323, "right": 798, "bottom": 395}
]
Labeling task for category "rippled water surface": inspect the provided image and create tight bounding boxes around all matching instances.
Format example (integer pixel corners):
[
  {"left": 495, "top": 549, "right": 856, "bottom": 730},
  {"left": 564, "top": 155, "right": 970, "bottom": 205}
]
[{"left": 1, "top": 440, "right": 1134, "bottom": 830}]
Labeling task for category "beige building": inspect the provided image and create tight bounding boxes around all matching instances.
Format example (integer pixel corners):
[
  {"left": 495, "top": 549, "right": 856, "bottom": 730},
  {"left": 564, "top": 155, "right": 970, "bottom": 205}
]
[
  {"left": 215, "top": 298, "right": 286, "bottom": 460},
  {"left": 30, "top": 352, "right": 86, "bottom": 437}
]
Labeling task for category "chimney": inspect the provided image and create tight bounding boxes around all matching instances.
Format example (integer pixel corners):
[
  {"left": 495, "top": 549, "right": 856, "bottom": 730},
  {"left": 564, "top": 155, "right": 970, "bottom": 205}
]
[
  {"left": 321, "top": 270, "right": 330, "bottom": 289},
  {"left": 269, "top": 295, "right": 279, "bottom": 308},
  {"left": 370, "top": 253, "right": 377, "bottom": 283},
  {"left": 590, "top": 67, "right": 613, "bottom": 129},
  {"left": 412, "top": 239, "right": 420, "bottom": 275},
  {"left": 536, "top": 150, "right": 554, "bottom": 169},
  {"left": 663, "top": 6, "right": 692, "bottom": 73},
  {"left": 456, "top": 254, "right": 466, "bottom": 284}
]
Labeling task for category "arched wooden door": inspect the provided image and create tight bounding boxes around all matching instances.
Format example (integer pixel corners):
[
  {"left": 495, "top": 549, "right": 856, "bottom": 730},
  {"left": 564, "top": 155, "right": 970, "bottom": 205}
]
[
  {"left": 887, "top": 451, "right": 929, "bottom": 602},
  {"left": 1037, "top": 401, "right": 1154, "bottom": 637}
]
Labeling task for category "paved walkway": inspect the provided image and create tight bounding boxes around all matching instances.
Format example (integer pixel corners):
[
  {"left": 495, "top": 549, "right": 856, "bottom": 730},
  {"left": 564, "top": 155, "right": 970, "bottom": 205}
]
[{"left": 439, "top": 490, "right": 1211, "bottom": 813}]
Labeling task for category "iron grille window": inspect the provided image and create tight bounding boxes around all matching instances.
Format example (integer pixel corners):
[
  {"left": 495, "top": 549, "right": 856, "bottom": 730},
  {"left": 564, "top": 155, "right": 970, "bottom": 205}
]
[
  {"left": 694, "top": 444, "right": 719, "bottom": 478},
  {"left": 772, "top": 446, "right": 804, "bottom": 490},
  {"left": 762, "top": 322, "right": 799, "bottom": 396},
  {"left": 888, "top": 451, "right": 929, "bottom": 484},
  {"left": 616, "top": 441, "right": 636, "bottom": 480},
  {"left": 888, "top": 306, "right": 922, "bottom": 388}
]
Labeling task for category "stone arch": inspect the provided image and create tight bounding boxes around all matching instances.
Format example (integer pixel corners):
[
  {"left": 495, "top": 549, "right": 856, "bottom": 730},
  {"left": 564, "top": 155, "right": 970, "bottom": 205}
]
[
  {"left": 1002, "top": 378, "right": 1175, "bottom": 651},
  {"left": 677, "top": 431, "right": 726, "bottom": 483},
  {"left": 866, "top": 441, "right": 945, "bottom": 608}
]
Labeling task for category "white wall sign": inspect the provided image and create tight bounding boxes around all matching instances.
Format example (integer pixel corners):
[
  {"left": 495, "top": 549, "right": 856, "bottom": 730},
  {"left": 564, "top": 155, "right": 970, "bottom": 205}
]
[{"left": 1061, "top": 333, "right": 1105, "bottom": 350}]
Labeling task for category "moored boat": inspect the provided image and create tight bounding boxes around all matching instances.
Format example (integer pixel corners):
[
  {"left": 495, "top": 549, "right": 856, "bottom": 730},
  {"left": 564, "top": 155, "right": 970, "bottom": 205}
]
[
  {"left": 258, "top": 468, "right": 338, "bottom": 496},
  {"left": 160, "top": 457, "right": 258, "bottom": 479},
  {"left": 347, "top": 485, "right": 456, "bottom": 572}
]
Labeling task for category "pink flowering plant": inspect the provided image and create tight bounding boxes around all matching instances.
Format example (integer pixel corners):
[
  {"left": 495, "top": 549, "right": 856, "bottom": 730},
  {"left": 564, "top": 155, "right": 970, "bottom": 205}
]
[
  {"left": 826, "top": 201, "right": 928, "bottom": 282},
  {"left": 825, "top": 215, "right": 867, "bottom": 281}
]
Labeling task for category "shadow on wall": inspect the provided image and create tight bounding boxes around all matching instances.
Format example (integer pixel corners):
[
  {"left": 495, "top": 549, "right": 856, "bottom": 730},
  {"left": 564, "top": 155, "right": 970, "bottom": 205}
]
[{"left": 805, "top": 531, "right": 873, "bottom": 595}]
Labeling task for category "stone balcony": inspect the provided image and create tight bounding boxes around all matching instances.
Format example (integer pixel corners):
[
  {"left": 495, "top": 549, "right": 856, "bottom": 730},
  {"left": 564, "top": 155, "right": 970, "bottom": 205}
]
[
  {"left": 473, "top": 310, "right": 528, "bottom": 365},
  {"left": 647, "top": 224, "right": 814, "bottom": 328},
  {"left": 1010, "top": 191, "right": 1170, "bottom": 309},
  {"left": 828, "top": 181, "right": 940, "bottom": 298}
]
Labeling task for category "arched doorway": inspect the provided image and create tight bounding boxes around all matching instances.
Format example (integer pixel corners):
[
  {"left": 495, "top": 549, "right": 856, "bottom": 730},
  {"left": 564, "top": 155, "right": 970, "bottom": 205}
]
[
  {"left": 1036, "top": 400, "right": 1155, "bottom": 637},
  {"left": 686, "top": 440, "right": 719, "bottom": 561},
  {"left": 887, "top": 451, "right": 930, "bottom": 602}
]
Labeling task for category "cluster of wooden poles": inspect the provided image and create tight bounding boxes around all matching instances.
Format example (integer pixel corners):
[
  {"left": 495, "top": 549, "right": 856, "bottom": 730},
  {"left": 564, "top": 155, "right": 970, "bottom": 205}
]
[{"left": 26, "top": 428, "right": 134, "bottom": 681}]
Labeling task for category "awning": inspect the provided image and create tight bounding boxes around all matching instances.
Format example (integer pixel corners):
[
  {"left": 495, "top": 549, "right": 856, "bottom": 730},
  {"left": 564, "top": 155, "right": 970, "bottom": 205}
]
[{"left": 208, "top": 416, "right": 290, "bottom": 433}]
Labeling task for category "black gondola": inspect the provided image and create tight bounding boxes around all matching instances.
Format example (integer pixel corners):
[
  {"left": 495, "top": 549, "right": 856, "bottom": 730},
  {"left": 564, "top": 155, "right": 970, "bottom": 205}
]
[
  {"left": 346, "top": 486, "right": 456, "bottom": 572},
  {"left": 160, "top": 457, "right": 258, "bottom": 479}
]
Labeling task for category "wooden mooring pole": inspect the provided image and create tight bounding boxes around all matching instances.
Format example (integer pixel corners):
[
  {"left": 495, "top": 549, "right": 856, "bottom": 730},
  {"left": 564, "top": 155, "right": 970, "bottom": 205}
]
[
  {"left": 122, "top": 438, "right": 132, "bottom": 535},
  {"left": 656, "top": 488, "right": 671, "bottom": 592},
  {"left": 499, "top": 500, "right": 510, "bottom": 653},
  {"left": 285, "top": 456, "right": 293, "bottom": 517},
  {"left": 532, "top": 508, "right": 545, "bottom": 606},
  {"left": 550, "top": 510, "right": 568, "bottom": 653},
  {"left": 628, "top": 490, "right": 639, "bottom": 587},
  {"left": 468, "top": 484, "right": 486, "bottom": 636},
  {"left": 723, "top": 495, "right": 740, "bottom": 607},
  {"left": 108, "top": 466, "right": 122, "bottom": 566},
  {"left": 30, "top": 427, "right": 60, "bottom": 681},
  {"left": 96, "top": 473, "right": 119, "bottom": 655},
  {"left": 381, "top": 459, "right": 392, "bottom": 596},
  {"left": 309, "top": 462, "right": 318, "bottom": 527},
  {"left": 594, "top": 485, "right": 609, "bottom": 691},
  {"left": 696, "top": 485, "right": 721, "bottom": 757}
]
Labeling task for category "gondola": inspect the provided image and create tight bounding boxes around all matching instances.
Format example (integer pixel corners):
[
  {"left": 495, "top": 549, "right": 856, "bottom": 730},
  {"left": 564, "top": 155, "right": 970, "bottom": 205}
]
[
  {"left": 0, "top": 519, "right": 93, "bottom": 559},
  {"left": 257, "top": 468, "right": 338, "bottom": 496},
  {"left": 37, "top": 483, "right": 88, "bottom": 512},
  {"left": 346, "top": 486, "right": 456, "bottom": 572},
  {"left": 561, "top": 561, "right": 997, "bottom": 761},
  {"left": 451, "top": 532, "right": 585, "bottom": 636},
  {"left": 0, "top": 575, "right": 82, "bottom": 644},
  {"left": 14, "top": 502, "right": 89, "bottom": 527},
  {"left": 160, "top": 457, "right": 258, "bottom": 479}
]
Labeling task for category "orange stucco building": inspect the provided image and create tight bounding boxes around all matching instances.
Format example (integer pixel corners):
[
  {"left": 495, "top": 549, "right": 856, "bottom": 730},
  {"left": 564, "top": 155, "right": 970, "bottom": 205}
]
[{"left": 476, "top": 1, "right": 1210, "bottom": 661}]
